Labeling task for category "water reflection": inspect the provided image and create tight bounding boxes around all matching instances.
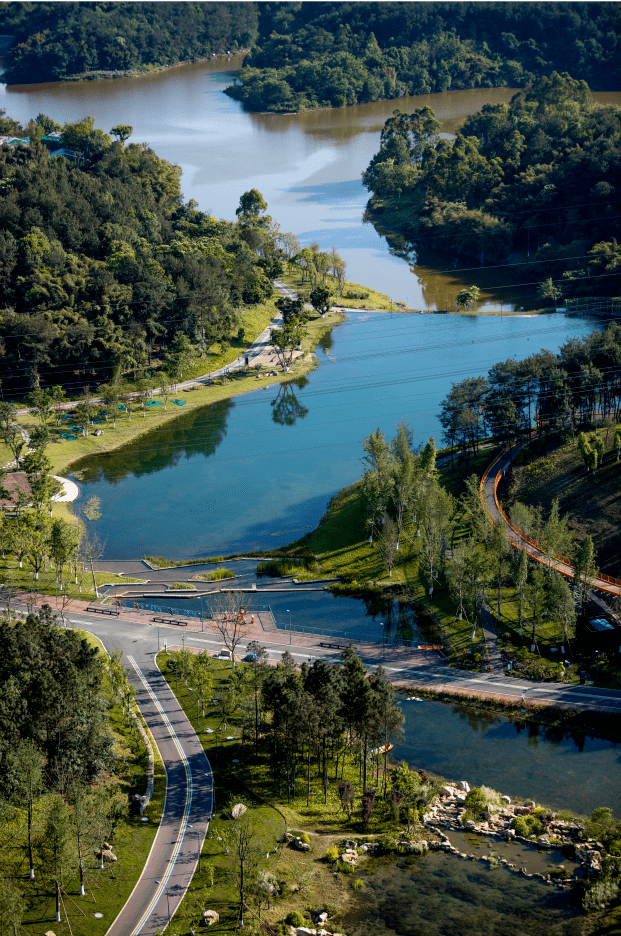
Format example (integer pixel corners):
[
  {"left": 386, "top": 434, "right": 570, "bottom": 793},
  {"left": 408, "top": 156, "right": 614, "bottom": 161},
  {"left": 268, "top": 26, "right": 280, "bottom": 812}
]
[
  {"left": 396, "top": 698, "right": 621, "bottom": 815},
  {"left": 73, "top": 398, "right": 233, "bottom": 484},
  {"left": 271, "top": 377, "right": 309, "bottom": 427}
]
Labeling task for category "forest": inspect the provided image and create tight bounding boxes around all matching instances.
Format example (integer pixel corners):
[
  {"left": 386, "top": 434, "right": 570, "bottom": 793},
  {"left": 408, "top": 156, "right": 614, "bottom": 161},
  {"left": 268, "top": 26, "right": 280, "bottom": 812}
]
[
  {"left": 1, "top": 2, "right": 618, "bottom": 104},
  {"left": 225, "top": 1, "right": 619, "bottom": 112},
  {"left": 0, "top": 611, "right": 144, "bottom": 931},
  {"left": 0, "top": 2, "right": 258, "bottom": 83},
  {"left": 362, "top": 72, "right": 621, "bottom": 283},
  {"left": 0, "top": 114, "right": 283, "bottom": 395}
]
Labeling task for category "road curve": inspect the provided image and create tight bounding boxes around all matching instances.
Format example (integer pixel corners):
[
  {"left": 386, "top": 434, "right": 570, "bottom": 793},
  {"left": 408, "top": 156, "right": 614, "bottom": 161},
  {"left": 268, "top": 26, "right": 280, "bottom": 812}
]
[
  {"left": 88, "top": 616, "right": 213, "bottom": 936},
  {"left": 480, "top": 444, "right": 621, "bottom": 598}
]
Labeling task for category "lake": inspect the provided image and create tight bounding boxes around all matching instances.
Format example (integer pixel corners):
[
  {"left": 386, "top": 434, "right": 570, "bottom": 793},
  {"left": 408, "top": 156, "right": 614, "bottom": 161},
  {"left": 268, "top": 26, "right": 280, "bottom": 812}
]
[
  {"left": 2, "top": 58, "right": 619, "bottom": 309},
  {"left": 73, "top": 309, "right": 601, "bottom": 559}
]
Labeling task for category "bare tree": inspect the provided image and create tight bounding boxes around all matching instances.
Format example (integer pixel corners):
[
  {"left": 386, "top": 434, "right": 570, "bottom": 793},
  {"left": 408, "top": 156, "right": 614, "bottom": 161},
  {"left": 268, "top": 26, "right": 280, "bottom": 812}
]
[
  {"left": 224, "top": 799, "right": 264, "bottom": 930},
  {"left": 208, "top": 592, "right": 253, "bottom": 667}
]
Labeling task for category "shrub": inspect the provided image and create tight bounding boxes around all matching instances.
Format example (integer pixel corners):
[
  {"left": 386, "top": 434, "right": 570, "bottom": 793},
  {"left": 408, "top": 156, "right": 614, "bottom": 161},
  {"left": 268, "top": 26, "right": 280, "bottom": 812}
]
[
  {"left": 464, "top": 788, "right": 488, "bottom": 820},
  {"left": 336, "top": 859, "right": 355, "bottom": 875},
  {"left": 299, "top": 832, "right": 311, "bottom": 846},
  {"left": 547, "top": 867, "right": 571, "bottom": 879},
  {"left": 324, "top": 844, "right": 339, "bottom": 863},
  {"left": 194, "top": 567, "right": 235, "bottom": 581},
  {"left": 583, "top": 879, "right": 620, "bottom": 912},
  {"left": 353, "top": 878, "right": 364, "bottom": 891},
  {"left": 510, "top": 817, "right": 530, "bottom": 837},
  {"left": 285, "top": 911, "right": 307, "bottom": 927},
  {"left": 528, "top": 817, "right": 543, "bottom": 837}
]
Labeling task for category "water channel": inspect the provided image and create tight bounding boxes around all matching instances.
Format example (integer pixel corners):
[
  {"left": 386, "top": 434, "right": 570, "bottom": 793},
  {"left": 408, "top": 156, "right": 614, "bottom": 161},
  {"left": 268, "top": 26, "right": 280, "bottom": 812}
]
[{"left": 2, "top": 59, "right": 620, "bottom": 842}]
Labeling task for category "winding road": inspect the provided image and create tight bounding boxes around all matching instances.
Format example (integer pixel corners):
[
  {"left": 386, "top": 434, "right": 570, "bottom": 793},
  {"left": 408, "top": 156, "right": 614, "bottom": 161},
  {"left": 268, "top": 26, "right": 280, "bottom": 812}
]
[{"left": 480, "top": 443, "right": 621, "bottom": 598}]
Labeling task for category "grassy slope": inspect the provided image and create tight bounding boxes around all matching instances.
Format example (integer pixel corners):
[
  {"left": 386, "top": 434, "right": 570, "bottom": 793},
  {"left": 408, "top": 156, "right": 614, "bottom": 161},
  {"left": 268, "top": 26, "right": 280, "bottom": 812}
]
[
  {"left": 17, "top": 635, "right": 166, "bottom": 936},
  {"left": 306, "top": 448, "right": 587, "bottom": 683},
  {"left": 281, "top": 268, "right": 392, "bottom": 310}
]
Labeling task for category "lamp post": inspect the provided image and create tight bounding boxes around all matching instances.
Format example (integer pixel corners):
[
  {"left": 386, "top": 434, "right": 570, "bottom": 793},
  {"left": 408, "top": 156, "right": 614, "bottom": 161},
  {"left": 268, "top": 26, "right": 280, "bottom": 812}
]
[
  {"left": 380, "top": 622, "right": 384, "bottom": 659},
  {"left": 596, "top": 650, "right": 600, "bottom": 686},
  {"left": 287, "top": 609, "right": 291, "bottom": 644}
]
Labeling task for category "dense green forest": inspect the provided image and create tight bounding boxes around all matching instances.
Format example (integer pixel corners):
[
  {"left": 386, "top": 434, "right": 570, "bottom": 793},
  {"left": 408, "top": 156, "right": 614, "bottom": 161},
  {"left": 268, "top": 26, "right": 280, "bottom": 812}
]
[
  {"left": 0, "top": 113, "right": 284, "bottom": 394},
  {"left": 1, "top": 2, "right": 618, "bottom": 105},
  {"left": 225, "top": 1, "right": 619, "bottom": 112},
  {"left": 0, "top": 2, "right": 258, "bottom": 83},
  {"left": 362, "top": 73, "right": 621, "bottom": 287},
  {"left": 0, "top": 612, "right": 153, "bottom": 931}
]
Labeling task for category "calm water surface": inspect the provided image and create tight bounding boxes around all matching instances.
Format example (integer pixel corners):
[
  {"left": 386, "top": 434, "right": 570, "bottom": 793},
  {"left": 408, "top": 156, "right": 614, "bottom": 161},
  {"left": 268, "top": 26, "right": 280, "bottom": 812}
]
[
  {"left": 2, "top": 59, "right": 619, "bottom": 308},
  {"left": 342, "top": 854, "right": 581, "bottom": 936},
  {"left": 395, "top": 700, "right": 621, "bottom": 817},
  {"left": 73, "top": 310, "right": 600, "bottom": 558}
]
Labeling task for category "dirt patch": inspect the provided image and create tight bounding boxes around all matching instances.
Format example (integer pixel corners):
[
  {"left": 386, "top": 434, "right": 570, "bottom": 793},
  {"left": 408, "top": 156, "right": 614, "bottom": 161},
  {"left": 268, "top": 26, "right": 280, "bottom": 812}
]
[{"left": 504, "top": 437, "right": 621, "bottom": 578}]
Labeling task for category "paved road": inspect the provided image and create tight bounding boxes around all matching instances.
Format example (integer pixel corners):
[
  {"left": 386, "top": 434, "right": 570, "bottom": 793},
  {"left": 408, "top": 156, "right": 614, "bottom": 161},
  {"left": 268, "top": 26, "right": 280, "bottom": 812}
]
[{"left": 74, "top": 614, "right": 212, "bottom": 936}]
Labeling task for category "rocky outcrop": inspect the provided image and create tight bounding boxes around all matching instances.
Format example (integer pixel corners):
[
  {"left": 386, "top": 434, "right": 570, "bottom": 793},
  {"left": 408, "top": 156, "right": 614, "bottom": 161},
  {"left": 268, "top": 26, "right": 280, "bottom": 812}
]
[{"left": 200, "top": 909, "right": 219, "bottom": 926}]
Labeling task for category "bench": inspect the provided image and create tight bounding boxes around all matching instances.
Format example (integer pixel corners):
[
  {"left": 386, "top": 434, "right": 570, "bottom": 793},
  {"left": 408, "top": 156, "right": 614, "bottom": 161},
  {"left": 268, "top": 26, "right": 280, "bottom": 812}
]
[
  {"left": 86, "top": 606, "right": 118, "bottom": 616},
  {"left": 152, "top": 616, "right": 188, "bottom": 627},
  {"left": 319, "top": 642, "right": 347, "bottom": 650}
]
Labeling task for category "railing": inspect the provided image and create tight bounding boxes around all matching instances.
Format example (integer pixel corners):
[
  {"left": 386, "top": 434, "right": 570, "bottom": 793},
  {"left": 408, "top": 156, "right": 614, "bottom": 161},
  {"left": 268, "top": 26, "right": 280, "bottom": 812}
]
[{"left": 479, "top": 445, "right": 621, "bottom": 593}]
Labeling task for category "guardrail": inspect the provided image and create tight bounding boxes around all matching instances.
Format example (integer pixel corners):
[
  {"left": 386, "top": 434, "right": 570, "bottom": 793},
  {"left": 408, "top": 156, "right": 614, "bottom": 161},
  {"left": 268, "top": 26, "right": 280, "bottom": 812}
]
[{"left": 480, "top": 444, "right": 621, "bottom": 594}]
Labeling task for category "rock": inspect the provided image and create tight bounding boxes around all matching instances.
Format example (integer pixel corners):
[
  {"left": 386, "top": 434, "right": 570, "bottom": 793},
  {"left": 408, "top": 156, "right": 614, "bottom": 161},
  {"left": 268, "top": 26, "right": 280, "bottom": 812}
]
[
  {"left": 284, "top": 832, "right": 294, "bottom": 842},
  {"left": 513, "top": 806, "right": 532, "bottom": 816},
  {"left": 93, "top": 428, "right": 104, "bottom": 436},
  {"left": 457, "top": 781, "right": 470, "bottom": 793},
  {"left": 95, "top": 845, "right": 117, "bottom": 863},
  {"left": 200, "top": 909, "right": 219, "bottom": 926},
  {"left": 464, "top": 821, "right": 477, "bottom": 831},
  {"left": 314, "top": 912, "right": 328, "bottom": 925},
  {"left": 456, "top": 794, "right": 467, "bottom": 803},
  {"left": 503, "top": 829, "right": 516, "bottom": 840},
  {"left": 440, "top": 785, "right": 454, "bottom": 798},
  {"left": 45, "top": 932, "right": 56, "bottom": 936},
  {"left": 537, "top": 838, "right": 551, "bottom": 849},
  {"left": 344, "top": 840, "right": 357, "bottom": 850},
  {"left": 296, "top": 929, "right": 317, "bottom": 936},
  {"left": 231, "top": 803, "right": 247, "bottom": 819},
  {"left": 501, "top": 795, "right": 511, "bottom": 805},
  {"left": 340, "top": 849, "right": 357, "bottom": 864},
  {"left": 358, "top": 844, "right": 368, "bottom": 852},
  {"left": 294, "top": 837, "right": 310, "bottom": 852}
]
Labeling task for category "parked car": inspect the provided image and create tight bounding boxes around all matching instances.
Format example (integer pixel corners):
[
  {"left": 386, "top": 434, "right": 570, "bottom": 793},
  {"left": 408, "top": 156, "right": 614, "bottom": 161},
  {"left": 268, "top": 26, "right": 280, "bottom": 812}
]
[{"left": 242, "top": 652, "right": 257, "bottom": 662}]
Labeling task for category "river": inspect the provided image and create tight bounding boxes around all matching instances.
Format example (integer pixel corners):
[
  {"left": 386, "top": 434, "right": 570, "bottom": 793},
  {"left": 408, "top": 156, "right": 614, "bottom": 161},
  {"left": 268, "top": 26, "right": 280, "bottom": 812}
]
[{"left": 2, "top": 58, "right": 619, "bottom": 309}]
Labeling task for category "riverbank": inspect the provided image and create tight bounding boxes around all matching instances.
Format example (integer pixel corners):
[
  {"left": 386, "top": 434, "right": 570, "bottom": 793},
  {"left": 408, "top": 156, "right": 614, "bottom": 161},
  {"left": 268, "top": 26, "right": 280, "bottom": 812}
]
[
  {"left": 4, "top": 309, "right": 345, "bottom": 516},
  {"left": 24, "top": 50, "right": 248, "bottom": 85}
]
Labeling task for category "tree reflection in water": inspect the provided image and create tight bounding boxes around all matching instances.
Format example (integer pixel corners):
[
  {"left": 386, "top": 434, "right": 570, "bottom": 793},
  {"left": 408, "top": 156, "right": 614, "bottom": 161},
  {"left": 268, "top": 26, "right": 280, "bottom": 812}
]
[
  {"left": 72, "top": 398, "right": 233, "bottom": 484},
  {"left": 270, "top": 376, "right": 309, "bottom": 426}
]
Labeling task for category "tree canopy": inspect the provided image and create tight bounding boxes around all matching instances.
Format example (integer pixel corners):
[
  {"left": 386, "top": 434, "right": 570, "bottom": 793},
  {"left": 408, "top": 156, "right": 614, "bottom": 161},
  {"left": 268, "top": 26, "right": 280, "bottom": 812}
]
[{"left": 362, "top": 73, "right": 621, "bottom": 287}]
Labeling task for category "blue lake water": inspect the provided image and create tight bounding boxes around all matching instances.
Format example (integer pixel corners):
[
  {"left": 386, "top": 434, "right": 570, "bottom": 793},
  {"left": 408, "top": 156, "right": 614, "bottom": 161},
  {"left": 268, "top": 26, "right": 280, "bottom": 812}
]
[{"left": 73, "top": 310, "right": 601, "bottom": 559}]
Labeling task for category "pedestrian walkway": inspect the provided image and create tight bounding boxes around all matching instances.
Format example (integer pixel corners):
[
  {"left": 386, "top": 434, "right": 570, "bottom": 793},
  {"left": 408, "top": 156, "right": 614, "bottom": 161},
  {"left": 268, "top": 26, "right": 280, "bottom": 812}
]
[
  {"left": 480, "top": 444, "right": 621, "bottom": 598},
  {"left": 479, "top": 606, "right": 506, "bottom": 676}
]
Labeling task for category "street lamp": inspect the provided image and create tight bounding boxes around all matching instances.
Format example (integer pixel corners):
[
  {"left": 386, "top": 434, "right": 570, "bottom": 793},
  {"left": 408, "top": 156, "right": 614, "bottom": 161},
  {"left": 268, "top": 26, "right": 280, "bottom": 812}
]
[
  {"left": 596, "top": 650, "right": 600, "bottom": 686},
  {"left": 287, "top": 609, "right": 291, "bottom": 644},
  {"left": 380, "top": 622, "right": 384, "bottom": 659}
]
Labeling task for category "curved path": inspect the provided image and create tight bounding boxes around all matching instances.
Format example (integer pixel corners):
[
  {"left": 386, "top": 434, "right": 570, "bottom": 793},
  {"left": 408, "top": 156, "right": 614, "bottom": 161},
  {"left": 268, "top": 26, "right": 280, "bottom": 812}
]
[
  {"left": 480, "top": 444, "right": 621, "bottom": 598},
  {"left": 89, "top": 616, "right": 213, "bottom": 936}
]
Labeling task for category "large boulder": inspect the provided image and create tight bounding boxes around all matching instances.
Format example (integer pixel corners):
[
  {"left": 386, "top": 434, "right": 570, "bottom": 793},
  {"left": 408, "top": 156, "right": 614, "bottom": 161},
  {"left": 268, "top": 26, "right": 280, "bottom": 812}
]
[
  {"left": 314, "top": 912, "right": 328, "bottom": 925},
  {"left": 294, "top": 837, "right": 310, "bottom": 852},
  {"left": 457, "top": 781, "right": 470, "bottom": 793},
  {"left": 200, "top": 909, "right": 219, "bottom": 926}
]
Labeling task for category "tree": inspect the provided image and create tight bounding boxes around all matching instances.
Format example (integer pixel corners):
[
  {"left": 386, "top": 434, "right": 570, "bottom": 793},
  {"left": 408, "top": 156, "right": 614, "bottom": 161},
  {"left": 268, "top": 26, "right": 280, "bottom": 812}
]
[
  {"left": 190, "top": 651, "right": 213, "bottom": 724},
  {"left": 0, "top": 876, "right": 24, "bottom": 936},
  {"left": 378, "top": 514, "right": 397, "bottom": 578},
  {"left": 537, "top": 276, "right": 563, "bottom": 307},
  {"left": 271, "top": 318, "right": 306, "bottom": 369},
  {"left": 209, "top": 593, "right": 252, "bottom": 667},
  {"left": 80, "top": 497, "right": 104, "bottom": 597},
  {"left": 455, "top": 286, "right": 480, "bottom": 310},
  {"left": 574, "top": 535, "right": 598, "bottom": 610},
  {"left": 389, "top": 762, "right": 421, "bottom": 832},
  {"left": 0, "top": 405, "right": 24, "bottom": 470},
  {"left": 49, "top": 519, "right": 78, "bottom": 590},
  {"left": 110, "top": 124, "right": 133, "bottom": 143},
  {"left": 236, "top": 189, "right": 268, "bottom": 221},
  {"left": 245, "top": 641, "right": 268, "bottom": 749},
  {"left": 6, "top": 740, "right": 45, "bottom": 880},
  {"left": 40, "top": 794, "right": 75, "bottom": 924},
  {"left": 309, "top": 285, "right": 332, "bottom": 317},
  {"left": 22, "top": 450, "right": 61, "bottom": 514},
  {"left": 225, "top": 800, "right": 263, "bottom": 930},
  {"left": 512, "top": 548, "right": 529, "bottom": 638}
]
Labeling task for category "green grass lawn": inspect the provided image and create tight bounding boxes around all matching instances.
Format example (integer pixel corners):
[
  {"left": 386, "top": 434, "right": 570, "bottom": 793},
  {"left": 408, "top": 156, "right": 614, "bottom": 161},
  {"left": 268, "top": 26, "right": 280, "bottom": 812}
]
[
  {"left": 0, "top": 559, "right": 146, "bottom": 606},
  {"left": 281, "top": 268, "right": 392, "bottom": 310},
  {"left": 156, "top": 653, "right": 372, "bottom": 935},
  {"left": 16, "top": 636, "right": 166, "bottom": 936}
]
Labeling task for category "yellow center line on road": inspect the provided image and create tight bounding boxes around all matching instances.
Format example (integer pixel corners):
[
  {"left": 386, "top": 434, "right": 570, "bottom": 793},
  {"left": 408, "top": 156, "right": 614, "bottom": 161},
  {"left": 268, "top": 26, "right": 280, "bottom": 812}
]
[{"left": 126, "top": 656, "right": 193, "bottom": 936}]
